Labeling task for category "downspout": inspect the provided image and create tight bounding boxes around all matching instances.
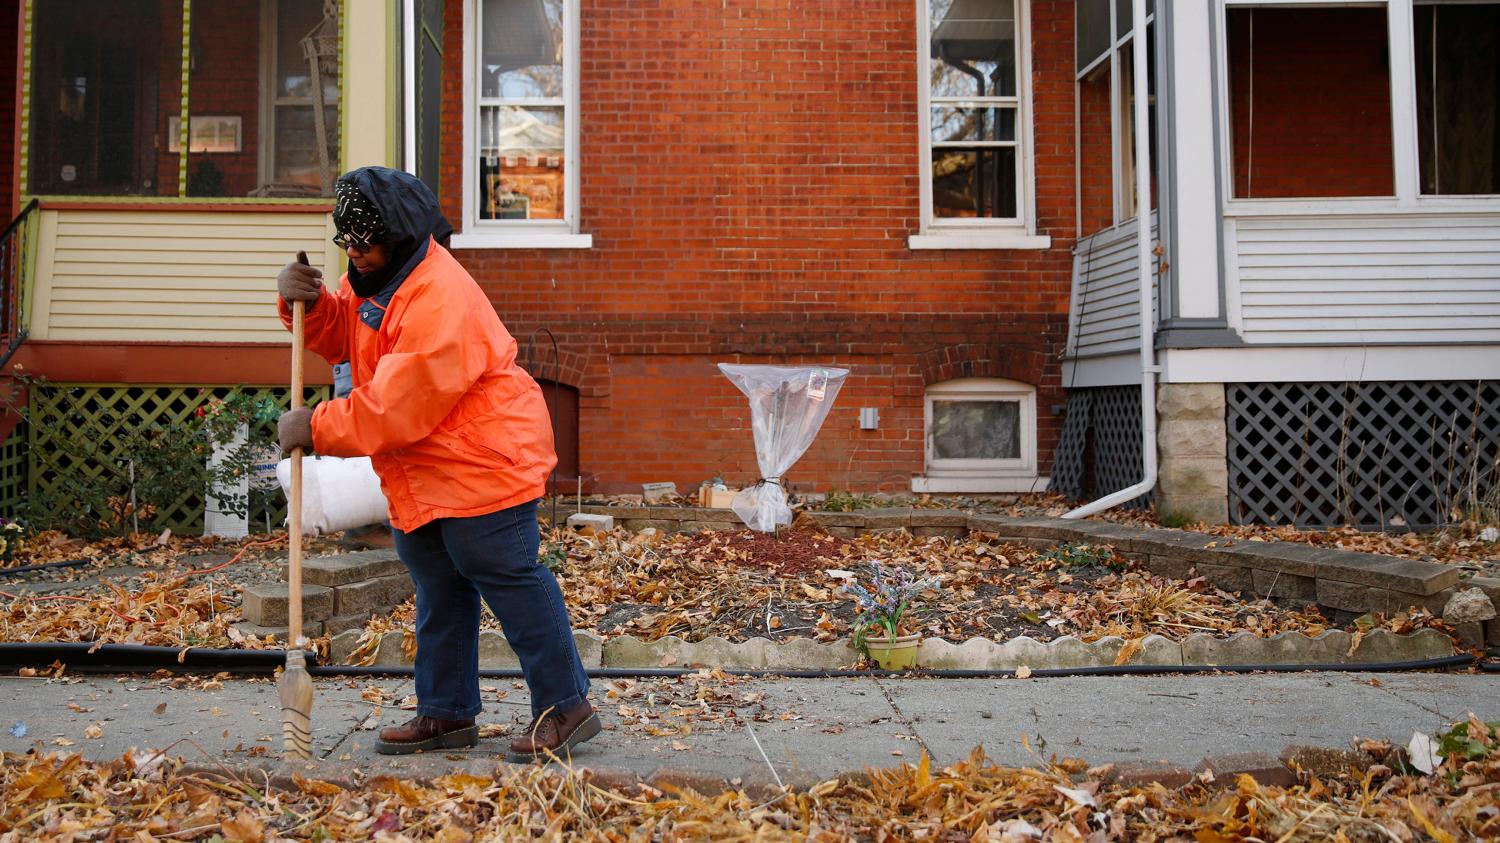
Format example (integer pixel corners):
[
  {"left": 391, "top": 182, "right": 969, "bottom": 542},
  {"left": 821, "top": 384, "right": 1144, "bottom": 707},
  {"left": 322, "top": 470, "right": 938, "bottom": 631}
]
[{"left": 1064, "top": 0, "right": 1158, "bottom": 520}]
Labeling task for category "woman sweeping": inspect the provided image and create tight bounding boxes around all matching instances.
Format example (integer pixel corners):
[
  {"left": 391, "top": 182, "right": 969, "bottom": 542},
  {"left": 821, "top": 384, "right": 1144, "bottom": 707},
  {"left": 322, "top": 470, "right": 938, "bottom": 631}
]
[{"left": 275, "top": 166, "right": 598, "bottom": 760}]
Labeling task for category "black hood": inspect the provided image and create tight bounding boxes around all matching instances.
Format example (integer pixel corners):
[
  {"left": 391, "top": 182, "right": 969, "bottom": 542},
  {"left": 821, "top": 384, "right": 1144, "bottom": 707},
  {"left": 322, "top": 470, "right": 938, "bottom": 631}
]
[{"left": 336, "top": 167, "right": 453, "bottom": 300}]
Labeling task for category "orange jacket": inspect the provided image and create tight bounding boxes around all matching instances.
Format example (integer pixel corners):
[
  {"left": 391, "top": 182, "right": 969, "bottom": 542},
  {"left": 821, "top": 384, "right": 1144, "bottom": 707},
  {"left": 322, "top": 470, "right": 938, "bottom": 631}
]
[{"left": 279, "top": 240, "right": 556, "bottom": 531}]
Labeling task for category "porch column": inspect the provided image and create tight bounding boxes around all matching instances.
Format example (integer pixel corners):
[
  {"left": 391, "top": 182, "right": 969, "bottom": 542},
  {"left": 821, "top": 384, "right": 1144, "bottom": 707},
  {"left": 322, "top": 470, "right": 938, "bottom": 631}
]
[
  {"left": 1155, "top": 1, "right": 1235, "bottom": 347},
  {"left": 343, "top": 2, "right": 397, "bottom": 169}
]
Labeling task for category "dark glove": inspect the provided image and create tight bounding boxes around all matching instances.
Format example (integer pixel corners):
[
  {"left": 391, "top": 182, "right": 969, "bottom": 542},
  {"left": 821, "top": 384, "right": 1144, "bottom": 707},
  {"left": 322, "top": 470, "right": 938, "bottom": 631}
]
[
  {"left": 277, "top": 260, "right": 323, "bottom": 304},
  {"left": 278, "top": 408, "right": 314, "bottom": 455}
]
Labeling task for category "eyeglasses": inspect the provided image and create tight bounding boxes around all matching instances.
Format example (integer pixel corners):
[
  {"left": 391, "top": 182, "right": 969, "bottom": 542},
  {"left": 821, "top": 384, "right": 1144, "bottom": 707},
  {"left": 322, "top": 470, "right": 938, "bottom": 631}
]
[{"left": 332, "top": 232, "right": 382, "bottom": 253}]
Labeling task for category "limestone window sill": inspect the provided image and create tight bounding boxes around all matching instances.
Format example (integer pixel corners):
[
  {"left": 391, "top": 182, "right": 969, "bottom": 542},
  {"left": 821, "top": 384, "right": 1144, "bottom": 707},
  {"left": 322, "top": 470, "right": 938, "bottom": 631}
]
[{"left": 911, "top": 476, "right": 1050, "bottom": 494}]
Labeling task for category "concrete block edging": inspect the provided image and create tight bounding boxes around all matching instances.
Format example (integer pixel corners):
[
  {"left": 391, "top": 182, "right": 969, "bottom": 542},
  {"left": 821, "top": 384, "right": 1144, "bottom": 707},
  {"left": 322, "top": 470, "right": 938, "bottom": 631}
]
[{"left": 328, "top": 626, "right": 1456, "bottom": 671}]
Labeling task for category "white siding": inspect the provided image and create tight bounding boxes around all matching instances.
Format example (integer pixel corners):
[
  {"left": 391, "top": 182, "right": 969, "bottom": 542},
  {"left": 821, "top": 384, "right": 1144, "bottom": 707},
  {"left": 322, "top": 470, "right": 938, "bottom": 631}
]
[
  {"left": 1065, "top": 213, "right": 1159, "bottom": 358},
  {"left": 1234, "top": 213, "right": 1500, "bottom": 344},
  {"left": 30, "top": 209, "right": 339, "bottom": 342}
]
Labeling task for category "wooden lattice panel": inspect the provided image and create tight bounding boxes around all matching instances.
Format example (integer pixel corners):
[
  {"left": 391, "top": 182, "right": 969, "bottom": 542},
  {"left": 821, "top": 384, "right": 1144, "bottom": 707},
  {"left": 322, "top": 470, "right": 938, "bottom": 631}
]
[
  {"left": 1227, "top": 381, "right": 1500, "bottom": 529},
  {"left": 0, "top": 422, "right": 27, "bottom": 519},
  {"left": 1049, "top": 391, "right": 1092, "bottom": 500},
  {"left": 26, "top": 384, "right": 328, "bottom": 534},
  {"left": 1048, "top": 386, "right": 1153, "bottom": 510}
]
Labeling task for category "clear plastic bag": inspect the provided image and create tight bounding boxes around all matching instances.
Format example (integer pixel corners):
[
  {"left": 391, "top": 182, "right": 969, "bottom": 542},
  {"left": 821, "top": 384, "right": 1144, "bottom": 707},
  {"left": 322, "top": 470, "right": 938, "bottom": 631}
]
[{"left": 718, "top": 364, "right": 849, "bottom": 532}]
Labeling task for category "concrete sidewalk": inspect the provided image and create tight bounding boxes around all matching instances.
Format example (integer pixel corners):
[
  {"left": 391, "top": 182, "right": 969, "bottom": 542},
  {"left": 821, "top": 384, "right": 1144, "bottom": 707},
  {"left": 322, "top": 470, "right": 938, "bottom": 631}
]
[{"left": 3, "top": 671, "right": 1496, "bottom": 791}]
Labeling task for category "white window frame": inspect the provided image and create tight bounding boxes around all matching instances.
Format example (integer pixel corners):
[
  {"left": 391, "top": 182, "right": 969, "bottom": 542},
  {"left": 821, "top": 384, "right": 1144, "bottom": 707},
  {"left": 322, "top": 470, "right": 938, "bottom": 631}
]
[
  {"left": 1075, "top": 1, "right": 1157, "bottom": 226},
  {"left": 913, "top": 378, "right": 1041, "bottom": 493},
  {"left": 258, "top": 0, "right": 341, "bottom": 190},
  {"left": 911, "top": 0, "right": 1051, "bottom": 251},
  {"left": 1215, "top": 0, "right": 1500, "bottom": 218},
  {"left": 453, "top": 0, "right": 591, "bottom": 249}
]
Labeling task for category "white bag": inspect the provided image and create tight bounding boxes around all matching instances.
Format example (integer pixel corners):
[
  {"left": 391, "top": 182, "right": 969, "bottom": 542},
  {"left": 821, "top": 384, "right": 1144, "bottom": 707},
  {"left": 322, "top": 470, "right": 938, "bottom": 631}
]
[
  {"left": 275, "top": 455, "right": 390, "bottom": 536},
  {"left": 718, "top": 364, "right": 849, "bottom": 532}
]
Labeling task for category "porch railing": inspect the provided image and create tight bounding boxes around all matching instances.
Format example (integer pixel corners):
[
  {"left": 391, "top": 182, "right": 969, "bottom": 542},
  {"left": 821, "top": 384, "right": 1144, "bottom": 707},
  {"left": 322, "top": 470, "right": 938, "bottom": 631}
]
[{"left": 0, "top": 199, "right": 41, "bottom": 366}]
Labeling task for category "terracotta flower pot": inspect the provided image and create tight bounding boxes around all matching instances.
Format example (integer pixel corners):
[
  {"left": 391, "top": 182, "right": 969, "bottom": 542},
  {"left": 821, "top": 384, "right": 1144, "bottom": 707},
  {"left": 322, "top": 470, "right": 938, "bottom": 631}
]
[{"left": 864, "top": 633, "right": 921, "bottom": 670}]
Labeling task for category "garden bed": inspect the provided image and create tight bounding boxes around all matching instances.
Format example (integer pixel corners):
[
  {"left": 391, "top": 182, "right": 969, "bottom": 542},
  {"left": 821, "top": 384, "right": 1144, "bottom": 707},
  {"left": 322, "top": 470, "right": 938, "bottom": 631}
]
[{"left": 2, "top": 522, "right": 1472, "bottom": 671}]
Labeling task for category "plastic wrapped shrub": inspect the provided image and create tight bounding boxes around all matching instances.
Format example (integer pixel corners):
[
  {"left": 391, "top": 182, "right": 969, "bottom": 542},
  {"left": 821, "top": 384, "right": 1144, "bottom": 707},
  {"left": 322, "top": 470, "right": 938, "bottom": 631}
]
[{"left": 718, "top": 364, "right": 849, "bottom": 532}]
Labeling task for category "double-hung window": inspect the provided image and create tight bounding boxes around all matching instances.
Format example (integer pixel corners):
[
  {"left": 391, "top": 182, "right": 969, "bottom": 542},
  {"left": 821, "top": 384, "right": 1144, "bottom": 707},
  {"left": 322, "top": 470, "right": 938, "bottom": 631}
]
[
  {"left": 912, "top": 0, "right": 1048, "bottom": 250},
  {"left": 454, "top": 0, "right": 589, "bottom": 249}
]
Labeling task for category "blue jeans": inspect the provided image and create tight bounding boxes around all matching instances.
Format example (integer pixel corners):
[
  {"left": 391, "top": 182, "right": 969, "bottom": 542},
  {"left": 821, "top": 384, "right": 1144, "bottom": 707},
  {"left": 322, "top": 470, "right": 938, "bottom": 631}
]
[{"left": 393, "top": 499, "right": 590, "bottom": 720}]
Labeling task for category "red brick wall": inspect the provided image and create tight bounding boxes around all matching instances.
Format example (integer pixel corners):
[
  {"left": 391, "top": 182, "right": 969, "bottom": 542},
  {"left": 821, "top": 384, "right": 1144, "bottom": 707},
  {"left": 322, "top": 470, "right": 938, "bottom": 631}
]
[
  {"left": 1227, "top": 7, "right": 1394, "bottom": 199},
  {"left": 442, "top": 0, "right": 1081, "bottom": 495},
  {"left": 1079, "top": 68, "right": 1112, "bottom": 237}
]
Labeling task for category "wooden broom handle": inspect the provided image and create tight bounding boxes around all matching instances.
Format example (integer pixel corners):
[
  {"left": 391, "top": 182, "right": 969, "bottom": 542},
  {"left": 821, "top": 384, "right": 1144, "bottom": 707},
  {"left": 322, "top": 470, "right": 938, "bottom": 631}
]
[{"left": 288, "top": 251, "right": 309, "bottom": 646}]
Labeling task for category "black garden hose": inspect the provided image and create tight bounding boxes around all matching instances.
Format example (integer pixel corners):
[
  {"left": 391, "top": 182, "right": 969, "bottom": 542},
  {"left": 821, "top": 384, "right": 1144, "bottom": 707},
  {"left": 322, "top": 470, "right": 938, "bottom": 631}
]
[
  {"left": 0, "top": 558, "right": 93, "bottom": 578},
  {"left": 0, "top": 641, "right": 1484, "bottom": 678}
]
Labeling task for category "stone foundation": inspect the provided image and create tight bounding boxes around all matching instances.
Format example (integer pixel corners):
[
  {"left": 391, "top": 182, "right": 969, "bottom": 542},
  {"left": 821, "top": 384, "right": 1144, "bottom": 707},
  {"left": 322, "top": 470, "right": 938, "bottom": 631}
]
[{"left": 1156, "top": 383, "right": 1229, "bottom": 525}]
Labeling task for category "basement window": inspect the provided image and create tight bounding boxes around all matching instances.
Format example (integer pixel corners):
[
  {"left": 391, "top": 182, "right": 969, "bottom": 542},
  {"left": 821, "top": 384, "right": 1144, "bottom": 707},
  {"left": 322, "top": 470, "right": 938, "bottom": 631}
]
[
  {"left": 1415, "top": 1, "right": 1500, "bottom": 196},
  {"left": 1226, "top": 5, "right": 1394, "bottom": 199},
  {"left": 913, "top": 378, "right": 1040, "bottom": 493}
]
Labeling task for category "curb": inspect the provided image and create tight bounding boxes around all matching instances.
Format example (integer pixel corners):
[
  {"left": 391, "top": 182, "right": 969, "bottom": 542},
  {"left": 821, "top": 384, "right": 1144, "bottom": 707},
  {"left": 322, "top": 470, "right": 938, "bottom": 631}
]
[{"left": 175, "top": 737, "right": 1373, "bottom": 796}]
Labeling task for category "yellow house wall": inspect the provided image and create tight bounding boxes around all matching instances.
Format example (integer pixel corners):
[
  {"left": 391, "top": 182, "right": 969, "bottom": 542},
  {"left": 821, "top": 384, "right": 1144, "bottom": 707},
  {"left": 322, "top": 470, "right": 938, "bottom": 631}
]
[{"left": 28, "top": 210, "right": 342, "bottom": 343}]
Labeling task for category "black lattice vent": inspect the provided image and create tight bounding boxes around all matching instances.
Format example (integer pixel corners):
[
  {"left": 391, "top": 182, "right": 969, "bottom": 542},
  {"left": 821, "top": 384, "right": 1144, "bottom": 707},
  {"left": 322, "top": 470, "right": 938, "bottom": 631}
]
[
  {"left": 0, "top": 420, "right": 26, "bottom": 519},
  {"left": 1049, "top": 386, "right": 1153, "bottom": 510},
  {"left": 26, "top": 384, "right": 328, "bottom": 536},
  {"left": 1049, "top": 391, "right": 1091, "bottom": 500},
  {"left": 1227, "top": 381, "right": 1500, "bottom": 529}
]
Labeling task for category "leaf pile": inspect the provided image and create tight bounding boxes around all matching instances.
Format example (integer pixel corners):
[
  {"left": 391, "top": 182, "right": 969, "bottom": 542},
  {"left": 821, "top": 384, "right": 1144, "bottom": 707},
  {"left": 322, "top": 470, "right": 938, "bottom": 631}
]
[
  {"left": 0, "top": 572, "right": 247, "bottom": 649},
  {"left": 550, "top": 528, "right": 1374, "bottom": 644},
  {"left": 567, "top": 491, "right": 1500, "bottom": 572},
  {"left": 1196, "top": 523, "right": 1500, "bottom": 573},
  {"left": 4, "top": 716, "right": 1499, "bottom": 840}
]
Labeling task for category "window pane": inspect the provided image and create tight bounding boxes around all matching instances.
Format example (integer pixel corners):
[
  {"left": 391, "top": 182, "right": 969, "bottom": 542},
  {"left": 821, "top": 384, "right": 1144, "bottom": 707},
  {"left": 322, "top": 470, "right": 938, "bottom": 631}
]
[
  {"left": 1077, "top": 0, "right": 1111, "bottom": 72},
  {"left": 263, "top": 1, "right": 340, "bottom": 195},
  {"left": 29, "top": 0, "right": 177, "bottom": 196},
  {"left": 1226, "top": 7, "right": 1393, "bottom": 199},
  {"left": 482, "top": 0, "right": 564, "bottom": 99},
  {"left": 932, "top": 147, "right": 1017, "bottom": 219},
  {"left": 932, "top": 400, "right": 1020, "bottom": 461},
  {"left": 932, "top": 106, "right": 1015, "bottom": 143},
  {"left": 1114, "top": 0, "right": 1155, "bottom": 39},
  {"left": 479, "top": 105, "right": 564, "bottom": 220},
  {"left": 1414, "top": 3, "right": 1500, "bottom": 195},
  {"left": 275, "top": 0, "right": 340, "bottom": 103},
  {"left": 930, "top": 0, "right": 1016, "bottom": 98}
]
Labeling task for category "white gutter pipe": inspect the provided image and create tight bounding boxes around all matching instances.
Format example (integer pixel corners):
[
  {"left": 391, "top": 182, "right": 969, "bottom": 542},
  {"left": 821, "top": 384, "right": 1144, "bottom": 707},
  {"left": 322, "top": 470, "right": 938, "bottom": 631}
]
[{"left": 1064, "top": 0, "right": 1158, "bottom": 520}]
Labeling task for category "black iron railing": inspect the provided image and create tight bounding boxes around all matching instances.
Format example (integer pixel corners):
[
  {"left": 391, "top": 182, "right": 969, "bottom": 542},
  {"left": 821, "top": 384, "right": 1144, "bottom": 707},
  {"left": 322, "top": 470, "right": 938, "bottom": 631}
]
[{"left": 0, "top": 199, "right": 41, "bottom": 367}]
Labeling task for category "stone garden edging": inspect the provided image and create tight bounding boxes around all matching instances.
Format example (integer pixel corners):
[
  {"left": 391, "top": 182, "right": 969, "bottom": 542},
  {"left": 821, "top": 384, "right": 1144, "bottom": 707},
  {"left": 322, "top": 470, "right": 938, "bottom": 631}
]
[
  {"left": 326, "top": 626, "right": 1458, "bottom": 670},
  {"left": 559, "top": 504, "right": 1500, "bottom": 649}
]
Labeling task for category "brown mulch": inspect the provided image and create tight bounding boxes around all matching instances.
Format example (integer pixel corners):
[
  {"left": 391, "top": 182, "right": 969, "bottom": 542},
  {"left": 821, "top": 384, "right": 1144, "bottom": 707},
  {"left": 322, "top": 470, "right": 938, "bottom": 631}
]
[{"left": 670, "top": 529, "right": 853, "bottom": 576}]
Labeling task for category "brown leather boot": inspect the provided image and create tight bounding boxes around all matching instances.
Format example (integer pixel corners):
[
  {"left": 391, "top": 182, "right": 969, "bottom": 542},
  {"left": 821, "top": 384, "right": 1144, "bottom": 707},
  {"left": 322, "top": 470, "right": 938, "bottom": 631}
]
[
  {"left": 507, "top": 701, "right": 601, "bottom": 762},
  {"left": 375, "top": 715, "right": 478, "bottom": 755}
]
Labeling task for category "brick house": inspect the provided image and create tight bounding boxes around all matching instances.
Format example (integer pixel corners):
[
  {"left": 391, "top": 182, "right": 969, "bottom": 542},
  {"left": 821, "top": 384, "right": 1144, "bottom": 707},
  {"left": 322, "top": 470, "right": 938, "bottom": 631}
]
[{"left": 1, "top": 1, "right": 1493, "bottom": 532}]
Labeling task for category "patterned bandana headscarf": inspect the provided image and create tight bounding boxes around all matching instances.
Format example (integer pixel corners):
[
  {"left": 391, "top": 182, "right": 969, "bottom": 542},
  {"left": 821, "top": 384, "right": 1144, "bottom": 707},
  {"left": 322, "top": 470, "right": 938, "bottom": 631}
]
[{"left": 332, "top": 179, "right": 386, "bottom": 248}]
